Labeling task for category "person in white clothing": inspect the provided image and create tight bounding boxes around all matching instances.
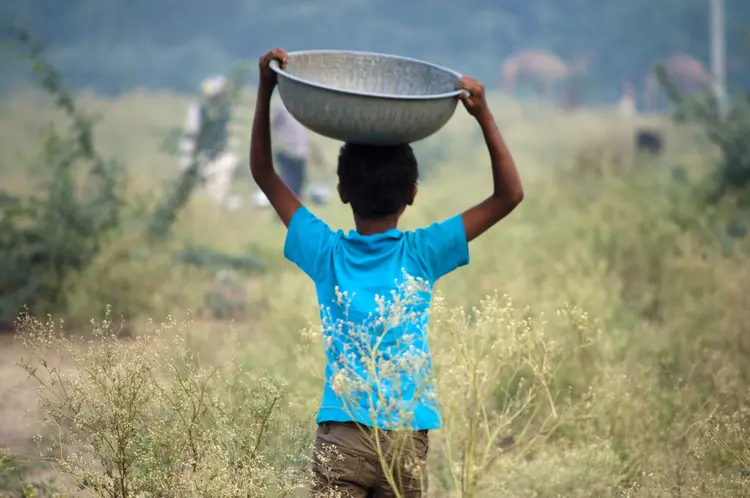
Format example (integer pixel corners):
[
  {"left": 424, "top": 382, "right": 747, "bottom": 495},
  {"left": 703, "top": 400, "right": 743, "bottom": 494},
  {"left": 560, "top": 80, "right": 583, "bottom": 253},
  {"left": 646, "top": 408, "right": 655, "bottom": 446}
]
[
  {"left": 252, "top": 101, "right": 327, "bottom": 207},
  {"left": 273, "top": 101, "right": 328, "bottom": 197},
  {"left": 179, "top": 75, "right": 241, "bottom": 211},
  {"left": 618, "top": 81, "right": 636, "bottom": 118}
]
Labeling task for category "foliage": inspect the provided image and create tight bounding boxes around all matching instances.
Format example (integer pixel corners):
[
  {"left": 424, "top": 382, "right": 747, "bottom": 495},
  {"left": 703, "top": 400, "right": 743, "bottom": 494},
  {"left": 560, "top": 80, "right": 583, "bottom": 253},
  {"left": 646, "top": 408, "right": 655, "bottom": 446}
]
[
  {"left": 655, "top": 61, "right": 750, "bottom": 239},
  {"left": 3, "top": 52, "right": 750, "bottom": 496},
  {"left": 181, "top": 245, "right": 265, "bottom": 274},
  {"left": 0, "top": 26, "right": 266, "bottom": 329},
  {"left": 299, "top": 275, "right": 605, "bottom": 497},
  {"left": 15, "top": 311, "right": 312, "bottom": 497},
  {"left": 0, "top": 25, "right": 126, "bottom": 328},
  {"left": 0, "top": 449, "right": 58, "bottom": 497},
  {"left": 428, "top": 295, "right": 605, "bottom": 497}
]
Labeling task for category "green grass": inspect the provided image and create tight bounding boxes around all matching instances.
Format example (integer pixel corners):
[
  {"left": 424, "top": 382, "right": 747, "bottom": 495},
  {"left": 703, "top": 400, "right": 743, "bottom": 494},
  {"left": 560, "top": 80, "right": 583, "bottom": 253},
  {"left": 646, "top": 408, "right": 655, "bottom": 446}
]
[{"left": 1, "top": 86, "right": 748, "bottom": 497}]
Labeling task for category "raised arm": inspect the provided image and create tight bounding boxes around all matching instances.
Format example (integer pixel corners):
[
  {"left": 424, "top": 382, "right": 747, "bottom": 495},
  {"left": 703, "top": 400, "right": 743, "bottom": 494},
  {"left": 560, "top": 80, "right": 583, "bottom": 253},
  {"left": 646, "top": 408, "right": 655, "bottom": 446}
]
[
  {"left": 457, "top": 76, "right": 524, "bottom": 242},
  {"left": 250, "top": 48, "right": 301, "bottom": 227}
]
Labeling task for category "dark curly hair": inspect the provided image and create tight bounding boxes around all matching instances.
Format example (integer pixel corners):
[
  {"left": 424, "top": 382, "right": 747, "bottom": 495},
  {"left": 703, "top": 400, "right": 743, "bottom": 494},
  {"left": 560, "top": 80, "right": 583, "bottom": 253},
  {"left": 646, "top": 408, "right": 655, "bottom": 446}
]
[{"left": 336, "top": 143, "right": 419, "bottom": 220}]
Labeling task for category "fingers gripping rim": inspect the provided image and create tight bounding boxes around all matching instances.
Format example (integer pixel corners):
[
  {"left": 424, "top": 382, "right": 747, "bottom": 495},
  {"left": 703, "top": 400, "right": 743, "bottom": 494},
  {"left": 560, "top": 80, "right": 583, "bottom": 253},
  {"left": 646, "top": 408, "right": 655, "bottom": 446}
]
[{"left": 456, "top": 76, "right": 471, "bottom": 99}]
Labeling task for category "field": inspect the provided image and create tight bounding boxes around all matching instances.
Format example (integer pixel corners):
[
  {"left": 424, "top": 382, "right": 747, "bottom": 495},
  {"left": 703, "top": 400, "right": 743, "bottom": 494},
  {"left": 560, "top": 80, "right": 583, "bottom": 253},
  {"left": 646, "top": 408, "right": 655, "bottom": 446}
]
[{"left": 1, "top": 85, "right": 749, "bottom": 497}]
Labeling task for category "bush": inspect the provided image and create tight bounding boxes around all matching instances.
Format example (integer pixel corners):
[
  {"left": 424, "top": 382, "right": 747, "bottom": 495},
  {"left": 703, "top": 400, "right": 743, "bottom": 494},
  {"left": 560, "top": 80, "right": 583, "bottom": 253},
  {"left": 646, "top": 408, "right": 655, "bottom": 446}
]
[
  {"left": 0, "top": 449, "right": 58, "bottom": 497},
  {"left": 428, "top": 294, "right": 606, "bottom": 496},
  {"left": 654, "top": 63, "right": 750, "bottom": 241},
  {"left": 0, "top": 26, "right": 263, "bottom": 329},
  {"left": 5, "top": 45, "right": 750, "bottom": 497},
  {"left": 15, "top": 310, "right": 312, "bottom": 497},
  {"left": 0, "top": 27, "right": 125, "bottom": 328}
]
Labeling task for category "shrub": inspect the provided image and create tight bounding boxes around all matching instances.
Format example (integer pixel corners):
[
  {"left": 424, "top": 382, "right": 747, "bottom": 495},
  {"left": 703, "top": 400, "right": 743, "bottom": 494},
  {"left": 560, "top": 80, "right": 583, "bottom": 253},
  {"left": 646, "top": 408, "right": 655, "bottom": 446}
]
[
  {"left": 296, "top": 276, "right": 610, "bottom": 497},
  {"left": 15, "top": 310, "right": 312, "bottom": 497},
  {"left": 0, "top": 449, "right": 58, "bottom": 497},
  {"left": 0, "top": 26, "right": 263, "bottom": 329},
  {"left": 654, "top": 62, "right": 750, "bottom": 241}
]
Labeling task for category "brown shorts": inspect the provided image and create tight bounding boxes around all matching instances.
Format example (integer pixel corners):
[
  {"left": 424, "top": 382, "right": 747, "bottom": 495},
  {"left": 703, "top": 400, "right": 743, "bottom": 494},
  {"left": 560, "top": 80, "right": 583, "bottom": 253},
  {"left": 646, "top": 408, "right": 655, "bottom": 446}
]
[{"left": 310, "top": 421, "right": 429, "bottom": 497}]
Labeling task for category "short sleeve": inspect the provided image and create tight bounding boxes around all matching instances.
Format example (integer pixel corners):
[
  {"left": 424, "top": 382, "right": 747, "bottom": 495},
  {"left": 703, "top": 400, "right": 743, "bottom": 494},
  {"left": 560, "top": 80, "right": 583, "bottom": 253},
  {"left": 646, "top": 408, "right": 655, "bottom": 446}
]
[
  {"left": 409, "top": 215, "right": 470, "bottom": 282},
  {"left": 284, "top": 206, "right": 337, "bottom": 282}
]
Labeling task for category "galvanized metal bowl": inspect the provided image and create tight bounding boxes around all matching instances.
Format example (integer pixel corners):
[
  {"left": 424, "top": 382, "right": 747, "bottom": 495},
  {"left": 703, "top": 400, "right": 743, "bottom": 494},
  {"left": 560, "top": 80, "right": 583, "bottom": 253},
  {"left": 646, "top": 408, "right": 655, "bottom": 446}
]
[{"left": 270, "top": 50, "right": 464, "bottom": 145}]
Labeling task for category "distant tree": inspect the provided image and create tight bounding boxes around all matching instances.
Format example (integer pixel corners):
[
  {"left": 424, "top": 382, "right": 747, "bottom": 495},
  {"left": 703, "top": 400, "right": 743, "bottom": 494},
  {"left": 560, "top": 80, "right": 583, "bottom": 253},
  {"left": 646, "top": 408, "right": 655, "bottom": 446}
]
[{"left": 0, "top": 25, "right": 263, "bottom": 330}]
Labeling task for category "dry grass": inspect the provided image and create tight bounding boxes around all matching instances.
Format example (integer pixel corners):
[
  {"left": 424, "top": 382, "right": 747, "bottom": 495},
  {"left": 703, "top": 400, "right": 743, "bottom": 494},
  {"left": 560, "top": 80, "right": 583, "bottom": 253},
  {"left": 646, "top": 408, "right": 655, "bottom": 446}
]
[
  {"left": 0, "top": 334, "right": 39, "bottom": 455},
  {"left": 1, "top": 85, "right": 748, "bottom": 496}
]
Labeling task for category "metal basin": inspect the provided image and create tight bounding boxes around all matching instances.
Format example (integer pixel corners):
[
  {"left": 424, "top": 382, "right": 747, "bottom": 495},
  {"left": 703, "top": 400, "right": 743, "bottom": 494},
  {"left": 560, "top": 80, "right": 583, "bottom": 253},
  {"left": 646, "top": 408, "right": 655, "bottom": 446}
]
[{"left": 270, "top": 50, "right": 463, "bottom": 145}]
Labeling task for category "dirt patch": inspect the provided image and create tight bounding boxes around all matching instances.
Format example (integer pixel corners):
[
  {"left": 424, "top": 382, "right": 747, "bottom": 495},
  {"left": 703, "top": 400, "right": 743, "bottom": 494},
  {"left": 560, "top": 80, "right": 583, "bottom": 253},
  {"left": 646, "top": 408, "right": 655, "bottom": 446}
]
[{"left": 0, "top": 334, "right": 42, "bottom": 456}]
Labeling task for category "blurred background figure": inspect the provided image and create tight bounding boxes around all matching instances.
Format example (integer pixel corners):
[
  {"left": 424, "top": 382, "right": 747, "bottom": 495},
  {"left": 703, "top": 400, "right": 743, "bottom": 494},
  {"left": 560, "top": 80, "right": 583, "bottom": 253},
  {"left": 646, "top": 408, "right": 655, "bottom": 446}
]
[
  {"left": 178, "top": 75, "right": 242, "bottom": 211},
  {"left": 251, "top": 99, "right": 329, "bottom": 207},
  {"left": 272, "top": 100, "right": 309, "bottom": 199},
  {"left": 619, "top": 81, "right": 636, "bottom": 117}
]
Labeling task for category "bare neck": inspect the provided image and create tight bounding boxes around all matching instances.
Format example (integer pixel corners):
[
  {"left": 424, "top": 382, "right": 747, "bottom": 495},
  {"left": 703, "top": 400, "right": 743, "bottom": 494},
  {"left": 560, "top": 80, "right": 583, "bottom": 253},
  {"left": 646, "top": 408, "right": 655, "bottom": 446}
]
[{"left": 353, "top": 213, "right": 401, "bottom": 235}]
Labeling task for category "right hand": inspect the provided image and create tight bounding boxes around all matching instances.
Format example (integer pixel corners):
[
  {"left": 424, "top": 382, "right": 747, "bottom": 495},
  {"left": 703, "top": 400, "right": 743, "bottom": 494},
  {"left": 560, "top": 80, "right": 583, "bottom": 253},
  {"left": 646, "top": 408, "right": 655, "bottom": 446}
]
[
  {"left": 456, "top": 76, "right": 490, "bottom": 118},
  {"left": 258, "top": 48, "right": 289, "bottom": 91}
]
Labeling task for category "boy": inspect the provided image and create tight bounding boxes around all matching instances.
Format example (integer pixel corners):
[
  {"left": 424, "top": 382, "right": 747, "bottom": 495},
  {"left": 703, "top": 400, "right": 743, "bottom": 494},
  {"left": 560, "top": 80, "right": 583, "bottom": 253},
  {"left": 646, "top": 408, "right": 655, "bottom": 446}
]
[{"left": 251, "top": 49, "right": 523, "bottom": 497}]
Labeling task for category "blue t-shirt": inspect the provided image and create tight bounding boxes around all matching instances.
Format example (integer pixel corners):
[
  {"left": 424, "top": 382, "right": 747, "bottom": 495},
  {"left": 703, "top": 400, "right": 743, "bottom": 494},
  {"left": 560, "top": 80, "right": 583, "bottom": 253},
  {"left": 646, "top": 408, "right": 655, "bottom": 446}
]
[{"left": 284, "top": 206, "right": 469, "bottom": 431}]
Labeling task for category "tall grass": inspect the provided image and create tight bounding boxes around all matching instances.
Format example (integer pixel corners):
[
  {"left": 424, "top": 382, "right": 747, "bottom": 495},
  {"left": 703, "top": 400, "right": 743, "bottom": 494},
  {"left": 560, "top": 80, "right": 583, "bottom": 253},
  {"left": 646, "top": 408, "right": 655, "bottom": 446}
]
[{"left": 1, "top": 86, "right": 749, "bottom": 496}]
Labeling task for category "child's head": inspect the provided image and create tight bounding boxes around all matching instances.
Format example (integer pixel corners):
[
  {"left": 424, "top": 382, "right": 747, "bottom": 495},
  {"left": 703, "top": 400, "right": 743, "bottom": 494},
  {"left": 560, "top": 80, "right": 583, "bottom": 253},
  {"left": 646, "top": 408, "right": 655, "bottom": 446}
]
[{"left": 336, "top": 143, "right": 419, "bottom": 220}]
